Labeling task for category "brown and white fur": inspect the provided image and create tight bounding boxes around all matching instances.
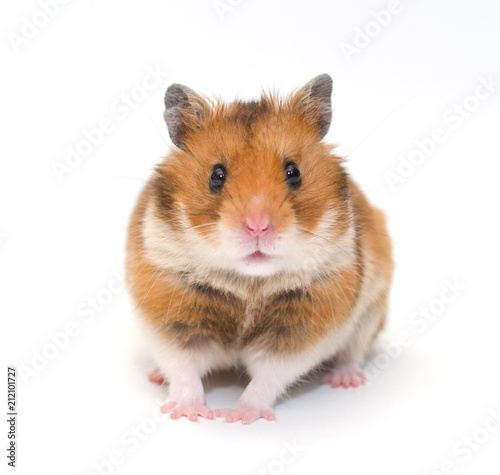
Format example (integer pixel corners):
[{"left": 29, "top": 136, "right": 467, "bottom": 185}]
[{"left": 125, "top": 74, "right": 393, "bottom": 424}]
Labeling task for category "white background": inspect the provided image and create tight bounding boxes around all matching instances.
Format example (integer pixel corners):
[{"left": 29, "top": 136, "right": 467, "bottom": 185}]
[{"left": 1, "top": 1, "right": 499, "bottom": 474}]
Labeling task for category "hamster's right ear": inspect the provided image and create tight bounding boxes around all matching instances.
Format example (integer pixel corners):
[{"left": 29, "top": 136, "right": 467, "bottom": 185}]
[{"left": 163, "top": 84, "right": 208, "bottom": 150}]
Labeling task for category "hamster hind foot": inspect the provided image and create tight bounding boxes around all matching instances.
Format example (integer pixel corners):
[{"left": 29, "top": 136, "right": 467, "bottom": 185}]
[
  {"left": 148, "top": 368, "right": 167, "bottom": 385},
  {"left": 321, "top": 363, "right": 366, "bottom": 388}
]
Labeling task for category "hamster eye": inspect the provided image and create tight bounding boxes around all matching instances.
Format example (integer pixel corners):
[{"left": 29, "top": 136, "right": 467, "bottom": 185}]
[
  {"left": 285, "top": 162, "right": 301, "bottom": 188},
  {"left": 209, "top": 165, "right": 226, "bottom": 192}
]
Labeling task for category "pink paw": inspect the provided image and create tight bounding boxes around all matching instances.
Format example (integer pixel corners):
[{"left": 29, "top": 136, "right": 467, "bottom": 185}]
[
  {"left": 148, "top": 369, "right": 166, "bottom": 385},
  {"left": 215, "top": 405, "right": 276, "bottom": 424},
  {"left": 322, "top": 364, "right": 366, "bottom": 388},
  {"left": 160, "top": 401, "right": 214, "bottom": 421}
]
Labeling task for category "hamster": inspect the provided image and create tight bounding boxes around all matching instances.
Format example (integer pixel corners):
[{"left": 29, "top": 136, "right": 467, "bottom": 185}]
[{"left": 126, "top": 74, "right": 393, "bottom": 424}]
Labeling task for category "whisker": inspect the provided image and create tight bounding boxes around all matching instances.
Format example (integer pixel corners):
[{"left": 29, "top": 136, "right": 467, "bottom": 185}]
[
  {"left": 142, "top": 104, "right": 171, "bottom": 148},
  {"left": 298, "top": 227, "right": 354, "bottom": 261},
  {"left": 356, "top": 224, "right": 413, "bottom": 245},
  {"left": 184, "top": 222, "right": 219, "bottom": 231},
  {"left": 104, "top": 175, "right": 148, "bottom": 182},
  {"left": 139, "top": 266, "right": 167, "bottom": 307}
]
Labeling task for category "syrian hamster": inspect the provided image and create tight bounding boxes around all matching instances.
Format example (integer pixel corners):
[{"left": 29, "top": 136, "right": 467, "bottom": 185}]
[{"left": 126, "top": 74, "right": 393, "bottom": 424}]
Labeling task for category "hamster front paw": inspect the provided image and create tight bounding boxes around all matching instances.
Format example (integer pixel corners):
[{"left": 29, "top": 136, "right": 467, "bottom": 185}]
[
  {"left": 160, "top": 400, "right": 214, "bottom": 421},
  {"left": 215, "top": 405, "right": 276, "bottom": 424}
]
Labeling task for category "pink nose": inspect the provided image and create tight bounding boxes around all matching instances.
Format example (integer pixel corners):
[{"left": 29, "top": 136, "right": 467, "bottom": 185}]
[{"left": 245, "top": 213, "right": 270, "bottom": 236}]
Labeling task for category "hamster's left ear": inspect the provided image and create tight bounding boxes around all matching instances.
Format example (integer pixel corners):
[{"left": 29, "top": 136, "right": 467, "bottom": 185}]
[
  {"left": 295, "top": 74, "right": 333, "bottom": 138},
  {"left": 163, "top": 83, "right": 208, "bottom": 150}
]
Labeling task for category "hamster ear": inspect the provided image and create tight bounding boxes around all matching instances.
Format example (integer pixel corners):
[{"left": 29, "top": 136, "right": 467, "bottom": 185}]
[
  {"left": 295, "top": 74, "right": 333, "bottom": 138},
  {"left": 163, "top": 84, "right": 207, "bottom": 149}
]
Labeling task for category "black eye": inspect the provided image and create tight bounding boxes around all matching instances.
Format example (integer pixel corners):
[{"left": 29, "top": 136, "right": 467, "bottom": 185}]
[
  {"left": 210, "top": 165, "right": 226, "bottom": 192},
  {"left": 285, "top": 162, "right": 301, "bottom": 188}
]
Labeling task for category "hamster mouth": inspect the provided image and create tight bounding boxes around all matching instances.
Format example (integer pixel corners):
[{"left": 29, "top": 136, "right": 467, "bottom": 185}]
[{"left": 243, "top": 250, "right": 272, "bottom": 264}]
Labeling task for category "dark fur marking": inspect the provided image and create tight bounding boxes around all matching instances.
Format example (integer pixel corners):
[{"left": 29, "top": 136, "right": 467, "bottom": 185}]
[
  {"left": 168, "top": 321, "right": 205, "bottom": 347},
  {"left": 164, "top": 279, "right": 244, "bottom": 348},
  {"left": 335, "top": 170, "right": 350, "bottom": 203},
  {"left": 230, "top": 101, "right": 269, "bottom": 129},
  {"left": 271, "top": 287, "right": 306, "bottom": 305},
  {"left": 240, "top": 289, "right": 315, "bottom": 352},
  {"left": 151, "top": 172, "right": 175, "bottom": 217},
  {"left": 190, "top": 282, "right": 238, "bottom": 304}
]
